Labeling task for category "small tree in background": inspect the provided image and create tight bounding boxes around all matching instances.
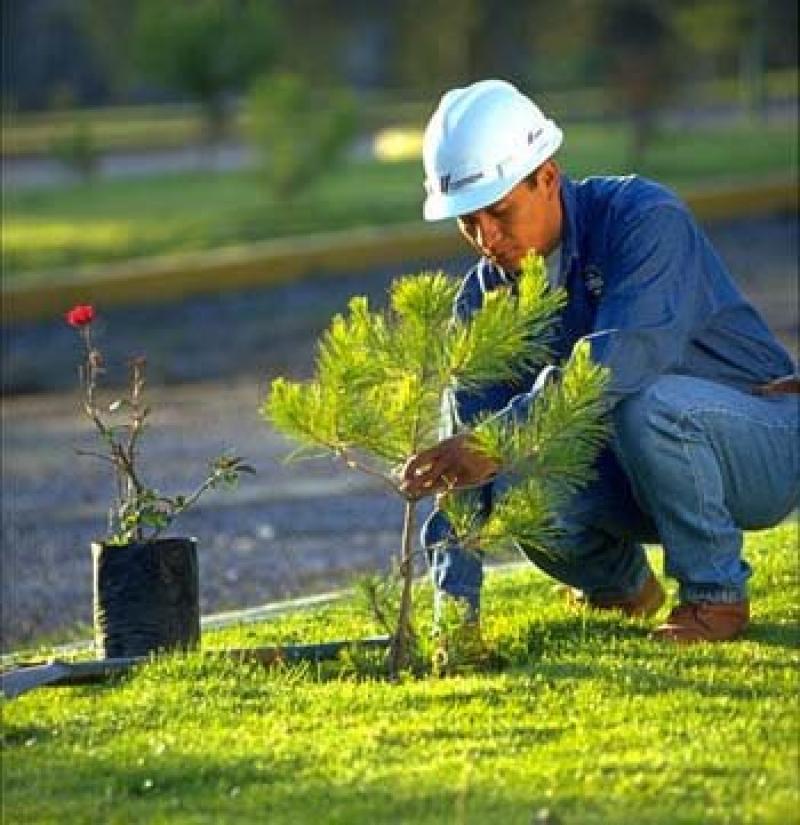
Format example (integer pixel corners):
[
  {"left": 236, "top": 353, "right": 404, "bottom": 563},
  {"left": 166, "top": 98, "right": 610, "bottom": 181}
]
[
  {"left": 245, "top": 72, "right": 357, "bottom": 200},
  {"left": 50, "top": 117, "right": 100, "bottom": 184},
  {"left": 133, "top": 0, "right": 280, "bottom": 142},
  {"left": 264, "top": 255, "right": 608, "bottom": 677},
  {"left": 673, "top": 0, "right": 769, "bottom": 121},
  {"left": 596, "top": 0, "right": 681, "bottom": 168}
]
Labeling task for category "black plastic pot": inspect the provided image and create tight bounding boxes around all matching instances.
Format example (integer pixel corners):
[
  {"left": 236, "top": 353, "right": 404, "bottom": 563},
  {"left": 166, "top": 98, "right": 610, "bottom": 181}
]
[{"left": 92, "top": 537, "right": 200, "bottom": 659}]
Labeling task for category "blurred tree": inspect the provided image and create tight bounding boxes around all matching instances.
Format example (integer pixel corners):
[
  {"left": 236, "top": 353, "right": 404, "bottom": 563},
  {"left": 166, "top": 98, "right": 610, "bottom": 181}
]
[
  {"left": 523, "top": 0, "right": 605, "bottom": 93},
  {"left": 275, "top": 1, "right": 352, "bottom": 86},
  {"left": 245, "top": 72, "right": 357, "bottom": 200},
  {"left": 2, "top": 0, "right": 111, "bottom": 110},
  {"left": 674, "top": 0, "right": 748, "bottom": 75},
  {"left": 50, "top": 115, "right": 100, "bottom": 182},
  {"left": 595, "top": 0, "right": 682, "bottom": 167},
  {"left": 391, "top": 0, "right": 483, "bottom": 93},
  {"left": 81, "top": 0, "right": 139, "bottom": 98},
  {"left": 674, "top": 0, "right": 773, "bottom": 119},
  {"left": 132, "top": 0, "right": 281, "bottom": 141},
  {"left": 738, "top": 0, "right": 769, "bottom": 118},
  {"left": 275, "top": 0, "right": 535, "bottom": 96}
]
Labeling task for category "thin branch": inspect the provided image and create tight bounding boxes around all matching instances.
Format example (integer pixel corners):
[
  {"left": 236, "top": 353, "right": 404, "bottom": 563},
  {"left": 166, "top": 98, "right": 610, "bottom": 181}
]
[
  {"left": 362, "top": 582, "right": 395, "bottom": 637},
  {"left": 74, "top": 449, "right": 115, "bottom": 465},
  {"left": 109, "top": 442, "right": 146, "bottom": 496},
  {"left": 335, "top": 448, "right": 403, "bottom": 496},
  {"left": 125, "top": 359, "right": 148, "bottom": 477},
  {"left": 146, "top": 467, "right": 229, "bottom": 543}
]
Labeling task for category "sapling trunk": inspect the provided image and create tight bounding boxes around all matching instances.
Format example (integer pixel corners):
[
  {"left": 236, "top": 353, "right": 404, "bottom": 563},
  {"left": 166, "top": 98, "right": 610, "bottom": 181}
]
[{"left": 389, "top": 498, "right": 417, "bottom": 678}]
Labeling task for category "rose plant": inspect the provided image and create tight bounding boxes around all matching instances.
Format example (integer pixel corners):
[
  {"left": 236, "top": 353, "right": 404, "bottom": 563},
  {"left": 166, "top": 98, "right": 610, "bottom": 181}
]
[{"left": 66, "top": 303, "right": 254, "bottom": 545}]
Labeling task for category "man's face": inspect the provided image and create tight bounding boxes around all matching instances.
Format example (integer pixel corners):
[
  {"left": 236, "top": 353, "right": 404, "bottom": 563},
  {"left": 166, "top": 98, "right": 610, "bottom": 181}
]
[{"left": 456, "top": 160, "right": 562, "bottom": 272}]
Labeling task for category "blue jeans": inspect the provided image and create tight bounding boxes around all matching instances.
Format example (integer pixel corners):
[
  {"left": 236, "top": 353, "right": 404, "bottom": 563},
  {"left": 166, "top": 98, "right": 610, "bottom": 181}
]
[{"left": 422, "top": 375, "right": 800, "bottom": 612}]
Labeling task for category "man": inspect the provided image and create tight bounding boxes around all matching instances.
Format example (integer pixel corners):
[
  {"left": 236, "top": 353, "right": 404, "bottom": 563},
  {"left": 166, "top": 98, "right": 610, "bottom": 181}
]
[{"left": 401, "top": 79, "right": 799, "bottom": 643}]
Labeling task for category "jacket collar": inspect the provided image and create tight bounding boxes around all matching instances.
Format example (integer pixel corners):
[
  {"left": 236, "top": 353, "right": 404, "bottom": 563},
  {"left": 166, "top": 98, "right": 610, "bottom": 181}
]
[{"left": 558, "top": 177, "right": 581, "bottom": 280}]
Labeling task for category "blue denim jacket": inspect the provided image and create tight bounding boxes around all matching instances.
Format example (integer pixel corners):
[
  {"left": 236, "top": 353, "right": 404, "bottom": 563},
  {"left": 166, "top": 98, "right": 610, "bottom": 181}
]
[{"left": 448, "top": 175, "right": 796, "bottom": 428}]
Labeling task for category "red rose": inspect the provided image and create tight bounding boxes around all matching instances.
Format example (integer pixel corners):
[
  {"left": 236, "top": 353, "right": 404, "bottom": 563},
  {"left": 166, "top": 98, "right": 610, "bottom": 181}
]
[{"left": 65, "top": 304, "right": 96, "bottom": 328}]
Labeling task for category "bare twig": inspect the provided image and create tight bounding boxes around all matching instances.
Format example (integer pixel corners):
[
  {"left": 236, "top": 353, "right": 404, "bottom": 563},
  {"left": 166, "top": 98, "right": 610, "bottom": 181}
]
[
  {"left": 336, "top": 448, "right": 403, "bottom": 496},
  {"left": 125, "top": 358, "right": 148, "bottom": 476},
  {"left": 74, "top": 449, "right": 115, "bottom": 465},
  {"left": 361, "top": 580, "right": 395, "bottom": 637}
]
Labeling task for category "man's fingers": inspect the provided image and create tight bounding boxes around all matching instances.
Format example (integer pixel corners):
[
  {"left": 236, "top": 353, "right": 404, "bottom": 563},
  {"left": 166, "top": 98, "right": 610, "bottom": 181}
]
[
  {"left": 407, "top": 455, "right": 447, "bottom": 488},
  {"left": 400, "top": 453, "right": 451, "bottom": 497},
  {"left": 399, "top": 435, "right": 473, "bottom": 497},
  {"left": 401, "top": 445, "right": 437, "bottom": 481}
]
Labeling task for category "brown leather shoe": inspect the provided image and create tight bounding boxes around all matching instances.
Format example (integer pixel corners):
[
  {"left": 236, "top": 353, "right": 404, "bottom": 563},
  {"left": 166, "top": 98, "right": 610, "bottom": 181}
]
[
  {"left": 651, "top": 600, "right": 749, "bottom": 644},
  {"left": 568, "top": 572, "right": 666, "bottom": 618}
]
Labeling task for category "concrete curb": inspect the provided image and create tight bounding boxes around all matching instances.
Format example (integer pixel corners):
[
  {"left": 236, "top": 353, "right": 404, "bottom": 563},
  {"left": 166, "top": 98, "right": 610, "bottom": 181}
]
[{"left": 3, "top": 178, "right": 796, "bottom": 325}]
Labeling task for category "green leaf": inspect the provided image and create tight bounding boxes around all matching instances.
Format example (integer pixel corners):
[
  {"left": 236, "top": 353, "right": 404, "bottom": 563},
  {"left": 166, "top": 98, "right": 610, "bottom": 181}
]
[{"left": 449, "top": 253, "right": 566, "bottom": 390}]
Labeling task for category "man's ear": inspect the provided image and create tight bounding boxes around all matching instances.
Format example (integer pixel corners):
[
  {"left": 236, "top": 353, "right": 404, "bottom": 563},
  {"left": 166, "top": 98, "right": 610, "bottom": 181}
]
[{"left": 540, "top": 160, "right": 560, "bottom": 199}]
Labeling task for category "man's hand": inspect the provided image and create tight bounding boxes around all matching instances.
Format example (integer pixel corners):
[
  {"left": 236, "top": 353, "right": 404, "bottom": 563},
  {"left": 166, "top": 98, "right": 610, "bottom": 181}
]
[{"left": 400, "top": 434, "right": 500, "bottom": 499}]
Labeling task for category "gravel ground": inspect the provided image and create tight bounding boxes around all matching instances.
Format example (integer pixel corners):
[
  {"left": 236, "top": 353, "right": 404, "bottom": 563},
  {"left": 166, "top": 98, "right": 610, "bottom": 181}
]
[{"left": 2, "top": 215, "right": 797, "bottom": 651}]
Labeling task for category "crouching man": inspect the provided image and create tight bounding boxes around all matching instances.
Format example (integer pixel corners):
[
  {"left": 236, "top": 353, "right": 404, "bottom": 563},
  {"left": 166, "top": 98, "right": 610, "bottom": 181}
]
[{"left": 402, "top": 80, "right": 799, "bottom": 643}]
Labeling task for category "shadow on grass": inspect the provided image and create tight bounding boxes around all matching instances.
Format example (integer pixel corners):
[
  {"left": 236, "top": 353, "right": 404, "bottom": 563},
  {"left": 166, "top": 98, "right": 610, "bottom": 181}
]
[
  {"left": 5, "top": 610, "right": 794, "bottom": 708},
  {"left": 498, "top": 615, "right": 797, "bottom": 699},
  {"left": 521, "top": 658, "right": 790, "bottom": 700},
  {"left": 1, "top": 747, "right": 610, "bottom": 825},
  {"left": 742, "top": 620, "right": 800, "bottom": 649},
  {"left": 0, "top": 720, "right": 57, "bottom": 748}
]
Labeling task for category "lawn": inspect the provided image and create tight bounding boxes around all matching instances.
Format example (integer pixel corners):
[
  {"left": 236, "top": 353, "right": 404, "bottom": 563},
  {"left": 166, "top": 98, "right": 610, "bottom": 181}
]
[
  {"left": 2, "top": 521, "right": 798, "bottom": 824},
  {"left": 3, "top": 120, "right": 797, "bottom": 281}
]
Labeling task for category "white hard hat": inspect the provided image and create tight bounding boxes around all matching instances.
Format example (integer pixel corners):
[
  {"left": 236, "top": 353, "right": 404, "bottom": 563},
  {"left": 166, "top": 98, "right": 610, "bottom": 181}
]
[{"left": 422, "top": 79, "right": 563, "bottom": 221}]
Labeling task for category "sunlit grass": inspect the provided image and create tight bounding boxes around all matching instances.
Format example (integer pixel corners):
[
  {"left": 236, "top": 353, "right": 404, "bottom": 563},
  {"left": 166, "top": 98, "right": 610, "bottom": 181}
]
[
  {"left": 2, "top": 521, "right": 798, "bottom": 824},
  {"left": 3, "top": 214, "right": 207, "bottom": 275},
  {"left": 2, "top": 161, "right": 422, "bottom": 278},
  {"left": 3, "top": 121, "right": 796, "bottom": 281},
  {"left": 3, "top": 220, "right": 140, "bottom": 268}
]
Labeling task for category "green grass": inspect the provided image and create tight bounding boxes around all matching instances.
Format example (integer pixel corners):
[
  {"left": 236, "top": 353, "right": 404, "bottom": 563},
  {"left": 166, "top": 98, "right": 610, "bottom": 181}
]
[
  {"left": 3, "top": 120, "right": 797, "bottom": 281},
  {"left": 3, "top": 521, "right": 798, "bottom": 824},
  {"left": 1, "top": 160, "right": 421, "bottom": 279}
]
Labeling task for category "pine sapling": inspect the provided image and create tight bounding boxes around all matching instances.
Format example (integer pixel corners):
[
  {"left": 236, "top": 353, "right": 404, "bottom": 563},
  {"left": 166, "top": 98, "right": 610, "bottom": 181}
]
[{"left": 263, "top": 253, "right": 608, "bottom": 677}]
